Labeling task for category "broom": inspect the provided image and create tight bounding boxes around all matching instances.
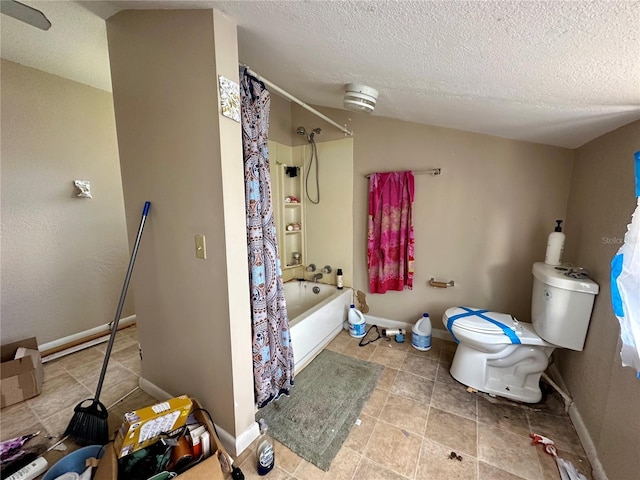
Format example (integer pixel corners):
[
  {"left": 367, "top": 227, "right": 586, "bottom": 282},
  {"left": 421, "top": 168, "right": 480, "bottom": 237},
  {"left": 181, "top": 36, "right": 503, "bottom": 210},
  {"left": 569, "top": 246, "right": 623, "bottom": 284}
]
[{"left": 64, "top": 201, "right": 151, "bottom": 445}]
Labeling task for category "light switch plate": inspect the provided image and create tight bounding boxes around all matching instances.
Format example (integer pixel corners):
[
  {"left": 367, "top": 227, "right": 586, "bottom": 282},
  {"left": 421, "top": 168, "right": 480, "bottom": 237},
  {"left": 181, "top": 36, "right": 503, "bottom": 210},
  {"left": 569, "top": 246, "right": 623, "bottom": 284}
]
[{"left": 195, "top": 234, "right": 206, "bottom": 260}]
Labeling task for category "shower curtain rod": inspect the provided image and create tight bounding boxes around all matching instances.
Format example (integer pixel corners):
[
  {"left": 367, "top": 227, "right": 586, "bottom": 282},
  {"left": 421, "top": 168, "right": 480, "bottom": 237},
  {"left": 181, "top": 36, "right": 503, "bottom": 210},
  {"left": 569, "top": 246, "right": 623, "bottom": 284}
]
[
  {"left": 364, "top": 168, "right": 442, "bottom": 178},
  {"left": 243, "top": 66, "right": 354, "bottom": 137}
]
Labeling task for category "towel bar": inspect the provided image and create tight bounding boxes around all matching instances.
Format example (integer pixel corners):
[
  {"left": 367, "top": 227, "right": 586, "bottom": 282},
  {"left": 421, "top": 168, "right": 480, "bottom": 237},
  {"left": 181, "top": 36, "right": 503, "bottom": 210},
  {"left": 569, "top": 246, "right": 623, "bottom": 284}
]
[{"left": 429, "top": 278, "right": 455, "bottom": 288}]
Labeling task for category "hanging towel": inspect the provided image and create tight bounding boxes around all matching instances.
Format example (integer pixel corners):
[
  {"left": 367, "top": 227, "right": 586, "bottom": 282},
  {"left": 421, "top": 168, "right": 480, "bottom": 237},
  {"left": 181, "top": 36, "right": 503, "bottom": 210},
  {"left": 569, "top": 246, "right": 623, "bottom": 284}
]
[{"left": 367, "top": 171, "right": 415, "bottom": 293}]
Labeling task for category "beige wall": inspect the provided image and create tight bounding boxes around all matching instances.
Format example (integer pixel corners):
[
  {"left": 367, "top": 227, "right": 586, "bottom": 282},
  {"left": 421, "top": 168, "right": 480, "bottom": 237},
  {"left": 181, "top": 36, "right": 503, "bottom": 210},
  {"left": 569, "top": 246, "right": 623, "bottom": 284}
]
[
  {"left": 107, "top": 10, "right": 254, "bottom": 441},
  {"left": 1, "top": 60, "right": 132, "bottom": 345},
  {"left": 302, "top": 138, "right": 354, "bottom": 288},
  {"left": 559, "top": 120, "right": 640, "bottom": 480},
  {"left": 292, "top": 105, "right": 575, "bottom": 326}
]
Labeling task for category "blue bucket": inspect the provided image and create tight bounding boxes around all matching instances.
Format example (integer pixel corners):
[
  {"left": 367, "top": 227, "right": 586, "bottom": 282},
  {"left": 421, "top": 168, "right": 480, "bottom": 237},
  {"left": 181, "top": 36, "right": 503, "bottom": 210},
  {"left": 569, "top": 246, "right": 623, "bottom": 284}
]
[{"left": 42, "top": 445, "right": 104, "bottom": 480}]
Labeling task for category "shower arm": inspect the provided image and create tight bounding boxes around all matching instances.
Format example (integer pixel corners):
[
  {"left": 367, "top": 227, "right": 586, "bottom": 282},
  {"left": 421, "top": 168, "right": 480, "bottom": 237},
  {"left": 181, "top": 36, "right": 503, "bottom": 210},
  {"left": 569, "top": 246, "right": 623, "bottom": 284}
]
[{"left": 243, "top": 66, "right": 353, "bottom": 137}]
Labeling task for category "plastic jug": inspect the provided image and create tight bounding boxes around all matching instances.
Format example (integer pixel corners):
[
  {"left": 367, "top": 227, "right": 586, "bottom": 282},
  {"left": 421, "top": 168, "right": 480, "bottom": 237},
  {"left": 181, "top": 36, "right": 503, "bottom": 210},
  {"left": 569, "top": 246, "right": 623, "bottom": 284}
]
[
  {"left": 348, "top": 304, "right": 366, "bottom": 338},
  {"left": 412, "top": 313, "right": 432, "bottom": 351}
]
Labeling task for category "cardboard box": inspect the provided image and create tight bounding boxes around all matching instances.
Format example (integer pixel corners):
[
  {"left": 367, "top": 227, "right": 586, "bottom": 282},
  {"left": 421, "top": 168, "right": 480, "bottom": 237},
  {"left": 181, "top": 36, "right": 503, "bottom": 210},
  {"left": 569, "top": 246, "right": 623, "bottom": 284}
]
[
  {"left": 94, "top": 399, "right": 227, "bottom": 480},
  {"left": 114, "top": 395, "right": 193, "bottom": 458},
  {"left": 1, "top": 337, "right": 44, "bottom": 408}
]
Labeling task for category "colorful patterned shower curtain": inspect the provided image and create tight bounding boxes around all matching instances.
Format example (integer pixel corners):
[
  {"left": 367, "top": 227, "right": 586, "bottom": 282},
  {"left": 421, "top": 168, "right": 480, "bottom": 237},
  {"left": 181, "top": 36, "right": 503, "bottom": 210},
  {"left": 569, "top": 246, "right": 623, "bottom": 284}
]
[
  {"left": 367, "top": 171, "right": 415, "bottom": 293},
  {"left": 240, "top": 71, "right": 294, "bottom": 408}
]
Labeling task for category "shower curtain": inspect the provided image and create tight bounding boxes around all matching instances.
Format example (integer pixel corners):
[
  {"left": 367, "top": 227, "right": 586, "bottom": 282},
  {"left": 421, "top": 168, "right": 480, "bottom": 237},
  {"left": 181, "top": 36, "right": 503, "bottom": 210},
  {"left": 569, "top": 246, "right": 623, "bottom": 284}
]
[
  {"left": 240, "top": 70, "right": 294, "bottom": 407},
  {"left": 367, "top": 171, "right": 415, "bottom": 293}
]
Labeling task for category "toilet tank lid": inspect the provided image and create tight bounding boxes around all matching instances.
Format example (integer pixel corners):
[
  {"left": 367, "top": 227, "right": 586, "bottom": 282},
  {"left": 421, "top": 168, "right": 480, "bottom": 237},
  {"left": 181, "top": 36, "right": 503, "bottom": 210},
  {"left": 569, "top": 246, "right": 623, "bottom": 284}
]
[{"left": 532, "top": 263, "right": 599, "bottom": 295}]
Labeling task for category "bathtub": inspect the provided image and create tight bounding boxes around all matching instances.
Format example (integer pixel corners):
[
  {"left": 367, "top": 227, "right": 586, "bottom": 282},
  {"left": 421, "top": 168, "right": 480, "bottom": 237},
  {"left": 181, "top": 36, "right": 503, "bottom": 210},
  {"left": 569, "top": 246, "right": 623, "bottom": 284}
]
[{"left": 284, "top": 281, "right": 352, "bottom": 372}]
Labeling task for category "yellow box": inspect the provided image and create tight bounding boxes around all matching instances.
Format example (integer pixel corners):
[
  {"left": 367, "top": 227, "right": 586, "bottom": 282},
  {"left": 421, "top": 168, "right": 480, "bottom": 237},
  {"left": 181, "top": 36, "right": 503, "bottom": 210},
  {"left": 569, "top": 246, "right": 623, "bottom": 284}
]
[{"left": 114, "top": 395, "right": 193, "bottom": 458}]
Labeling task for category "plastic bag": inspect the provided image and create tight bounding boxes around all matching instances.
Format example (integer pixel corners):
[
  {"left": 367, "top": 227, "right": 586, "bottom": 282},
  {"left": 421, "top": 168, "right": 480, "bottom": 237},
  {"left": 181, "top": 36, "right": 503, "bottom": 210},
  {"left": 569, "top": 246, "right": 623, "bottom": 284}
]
[{"left": 611, "top": 151, "right": 640, "bottom": 378}]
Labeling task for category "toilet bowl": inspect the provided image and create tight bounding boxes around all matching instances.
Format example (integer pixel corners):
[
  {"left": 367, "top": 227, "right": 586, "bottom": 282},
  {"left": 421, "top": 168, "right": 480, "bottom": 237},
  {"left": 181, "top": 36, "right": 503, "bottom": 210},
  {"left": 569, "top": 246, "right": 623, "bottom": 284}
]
[
  {"left": 444, "top": 307, "right": 555, "bottom": 403},
  {"left": 442, "top": 263, "right": 599, "bottom": 403}
]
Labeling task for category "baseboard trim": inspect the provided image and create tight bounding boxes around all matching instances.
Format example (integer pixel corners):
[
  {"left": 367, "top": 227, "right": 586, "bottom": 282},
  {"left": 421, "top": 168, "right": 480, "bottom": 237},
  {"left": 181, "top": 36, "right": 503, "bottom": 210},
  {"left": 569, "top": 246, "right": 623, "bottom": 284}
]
[
  {"left": 138, "top": 377, "right": 259, "bottom": 457},
  {"left": 40, "top": 315, "right": 137, "bottom": 360},
  {"left": 547, "top": 365, "right": 608, "bottom": 480}
]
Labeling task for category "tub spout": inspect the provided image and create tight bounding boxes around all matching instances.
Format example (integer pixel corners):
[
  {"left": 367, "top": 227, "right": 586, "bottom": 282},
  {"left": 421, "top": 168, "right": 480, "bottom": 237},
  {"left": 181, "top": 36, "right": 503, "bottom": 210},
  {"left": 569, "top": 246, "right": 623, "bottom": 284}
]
[{"left": 312, "top": 273, "right": 323, "bottom": 282}]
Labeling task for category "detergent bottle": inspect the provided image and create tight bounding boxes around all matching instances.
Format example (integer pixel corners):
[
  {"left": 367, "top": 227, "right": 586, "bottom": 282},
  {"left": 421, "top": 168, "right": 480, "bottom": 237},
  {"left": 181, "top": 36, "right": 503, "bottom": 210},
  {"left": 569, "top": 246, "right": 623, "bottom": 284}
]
[
  {"left": 348, "top": 304, "right": 366, "bottom": 338},
  {"left": 412, "top": 313, "right": 432, "bottom": 351}
]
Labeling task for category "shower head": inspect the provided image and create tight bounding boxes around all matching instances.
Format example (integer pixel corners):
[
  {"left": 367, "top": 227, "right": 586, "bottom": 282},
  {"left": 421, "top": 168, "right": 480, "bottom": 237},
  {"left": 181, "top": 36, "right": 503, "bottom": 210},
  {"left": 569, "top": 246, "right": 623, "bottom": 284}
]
[{"left": 296, "top": 126, "right": 307, "bottom": 136}]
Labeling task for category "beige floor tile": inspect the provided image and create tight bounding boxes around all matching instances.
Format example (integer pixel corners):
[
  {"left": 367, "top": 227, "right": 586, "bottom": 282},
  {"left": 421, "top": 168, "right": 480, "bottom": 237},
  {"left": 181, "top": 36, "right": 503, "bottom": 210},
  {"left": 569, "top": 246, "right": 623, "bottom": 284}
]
[
  {"left": 325, "top": 333, "right": 350, "bottom": 354},
  {"left": 390, "top": 371, "right": 434, "bottom": 406},
  {"left": 381, "top": 337, "right": 412, "bottom": 351},
  {"left": 417, "top": 438, "right": 478, "bottom": 480},
  {"left": 380, "top": 393, "right": 428, "bottom": 436},
  {"left": 479, "top": 461, "right": 528, "bottom": 479},
  {"left": 26, "top": 371, "right": 93, "bottom": 419},
  {"left": 425, "top": 407, "right": 477, "bottom": 458},
  {"left": 341, "top": 336, "right": 376, "bottom": 361},
  {"left": 363, "top": 421, "right": 421, "bottom": 478},
  {"left": 376, "top": 367, "right": 398, "bottom": 391},
  {"left": 353, "top": 457, "right": 410, "bottom": 480},
  {"left": 369, "top": 344, "right": 407, "bottom": 370},
  {"left": 272, "top": 440, "right": 303, "bottom": 475},
  {"left": 343, "top": 413, "right": 377, "bottom": 454},
  {"left": 362, "top": 388, "right": 389, "bottom": 418},
  {"left": 527, "top": 411, "right": 586, "bottom": 457},
  {"left": 477, "top": 396, "right": 530, "bottom": 437},
  {"left": 38, "top": 404, "right": 77, "bottom": 438},
  {"left": 430, "top": 379, "right": 477, "bottom": 420},
  {"left": 535, "top": 447, "right": 593, "bottom": 480},
  {"left": 407, "top": 343, "right": 441, "bottom": 362},
  {"left": 435, "top": 362, "right": 461, "bottom": 387},
  {"left": 0, "top": 401, "right": 42, "bottom": 440},
  {"left": 99, "top": 371, "right": 140, "bottom": 407},
  {"left": 47, "top": 347, "right": 106, "bottom": 371},
  {"left": 400, "top": 353, "right": 439, "bottom": 380},
  {"left": 292, "top": 446, "right": 360, "bottom": 480},
  {"left": 478, "top": 424, "right": 542, "bottom": 480}
]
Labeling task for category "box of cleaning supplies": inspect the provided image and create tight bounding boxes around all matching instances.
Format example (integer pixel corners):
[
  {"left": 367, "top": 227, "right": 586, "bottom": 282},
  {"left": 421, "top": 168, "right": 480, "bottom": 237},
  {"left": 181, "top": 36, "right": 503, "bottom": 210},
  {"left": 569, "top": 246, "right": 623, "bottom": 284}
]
[
  {"left": 94, "top": 398, "right": 227, "bottom": 480},
  {"left": 0, "top": 337, "right": 44, "bottom": 408},
  {"left": 113, "top": 395, "right": 193, "bottom": 458}
]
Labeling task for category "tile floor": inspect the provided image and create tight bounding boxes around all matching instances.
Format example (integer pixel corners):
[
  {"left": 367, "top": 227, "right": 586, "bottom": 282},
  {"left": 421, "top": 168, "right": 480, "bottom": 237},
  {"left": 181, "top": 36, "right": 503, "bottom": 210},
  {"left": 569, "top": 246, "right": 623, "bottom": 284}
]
[{"left": 0, "top": 326, "right": 593, "bottom": 480}]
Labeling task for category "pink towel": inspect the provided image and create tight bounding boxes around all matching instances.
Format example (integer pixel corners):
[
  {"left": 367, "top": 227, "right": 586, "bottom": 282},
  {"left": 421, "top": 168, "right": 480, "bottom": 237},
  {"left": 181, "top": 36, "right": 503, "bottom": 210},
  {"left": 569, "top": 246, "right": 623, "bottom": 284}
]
[{"left": 367, "top": 171, "right": 415, "bottom": 293}]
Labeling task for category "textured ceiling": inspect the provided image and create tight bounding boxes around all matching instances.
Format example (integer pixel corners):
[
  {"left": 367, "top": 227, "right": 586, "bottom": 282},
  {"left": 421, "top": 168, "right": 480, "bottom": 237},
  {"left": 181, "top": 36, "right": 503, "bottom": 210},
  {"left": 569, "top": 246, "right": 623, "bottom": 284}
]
[{"left": 2, "top": 1, "right": 639, "bottom": 148}]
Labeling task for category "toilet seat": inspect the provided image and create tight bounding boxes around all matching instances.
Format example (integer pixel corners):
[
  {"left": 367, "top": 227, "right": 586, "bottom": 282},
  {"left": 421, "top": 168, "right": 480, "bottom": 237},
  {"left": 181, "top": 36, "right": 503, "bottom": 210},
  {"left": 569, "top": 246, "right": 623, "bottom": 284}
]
[{"left": 444, "top": 307, "right": 551, "bottom": 347}]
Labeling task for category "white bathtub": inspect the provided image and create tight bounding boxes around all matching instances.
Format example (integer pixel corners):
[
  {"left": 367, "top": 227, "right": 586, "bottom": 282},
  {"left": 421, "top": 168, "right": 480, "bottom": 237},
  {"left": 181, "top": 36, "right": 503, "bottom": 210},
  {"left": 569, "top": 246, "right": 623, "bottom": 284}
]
[{"left": 284, "top": 281, "right": 352, "bottom": 372}]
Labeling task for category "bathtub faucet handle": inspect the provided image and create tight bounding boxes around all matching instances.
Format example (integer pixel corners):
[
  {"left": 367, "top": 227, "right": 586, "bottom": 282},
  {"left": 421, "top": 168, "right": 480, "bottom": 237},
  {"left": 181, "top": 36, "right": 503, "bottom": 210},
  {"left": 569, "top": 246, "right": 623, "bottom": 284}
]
[
  {"left": 306, "top": 264, "right": 316, "bottom": 272},
  {"left": 322, "top": 265, "right": 332, "bottom": 274}
]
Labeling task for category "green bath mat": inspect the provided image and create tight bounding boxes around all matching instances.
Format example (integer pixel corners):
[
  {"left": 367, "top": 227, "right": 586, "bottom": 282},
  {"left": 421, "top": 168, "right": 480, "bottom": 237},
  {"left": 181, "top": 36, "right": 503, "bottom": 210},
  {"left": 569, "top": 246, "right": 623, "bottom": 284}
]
[{"left": 256, "top": 349, "right": 383, "bottom": 471}]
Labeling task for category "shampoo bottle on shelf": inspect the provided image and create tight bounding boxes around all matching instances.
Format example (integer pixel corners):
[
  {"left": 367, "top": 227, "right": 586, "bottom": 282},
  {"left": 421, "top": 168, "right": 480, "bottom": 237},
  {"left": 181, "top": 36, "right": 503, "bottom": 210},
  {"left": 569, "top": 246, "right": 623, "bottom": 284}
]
[
  {"left": 545, "top": 220, "right": 565, "bottom": 266},
  {"left": 257, "top": 419, "right": 274, "bottom": 475},
  {"left": 336, "top": 268, "right": 344, "bottom": 289}
]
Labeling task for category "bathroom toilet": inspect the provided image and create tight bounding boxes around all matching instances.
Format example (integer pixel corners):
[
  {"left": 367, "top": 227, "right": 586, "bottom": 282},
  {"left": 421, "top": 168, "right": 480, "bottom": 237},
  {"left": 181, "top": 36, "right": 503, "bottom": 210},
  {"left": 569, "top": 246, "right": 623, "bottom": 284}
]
[{"left": 442, "top": 262, "right": 599, "bottom": 403}]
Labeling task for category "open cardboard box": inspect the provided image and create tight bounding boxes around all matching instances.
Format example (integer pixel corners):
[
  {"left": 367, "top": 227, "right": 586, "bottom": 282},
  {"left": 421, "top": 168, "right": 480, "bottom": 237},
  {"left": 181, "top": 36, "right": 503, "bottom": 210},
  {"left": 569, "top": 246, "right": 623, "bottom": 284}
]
[
  {"left": 1, "top": 337, "right": 44, "bottom": 408},
  {"left": 94, "top": 399, "right": 228, "bottom": 480}
]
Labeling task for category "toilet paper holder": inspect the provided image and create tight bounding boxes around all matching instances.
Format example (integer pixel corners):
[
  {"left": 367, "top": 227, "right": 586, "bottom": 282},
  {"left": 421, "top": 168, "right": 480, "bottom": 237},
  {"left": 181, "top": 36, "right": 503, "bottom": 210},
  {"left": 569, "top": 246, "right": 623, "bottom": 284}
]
[{"left": 429, "top": 278, "right": 455, "bottom": 288}]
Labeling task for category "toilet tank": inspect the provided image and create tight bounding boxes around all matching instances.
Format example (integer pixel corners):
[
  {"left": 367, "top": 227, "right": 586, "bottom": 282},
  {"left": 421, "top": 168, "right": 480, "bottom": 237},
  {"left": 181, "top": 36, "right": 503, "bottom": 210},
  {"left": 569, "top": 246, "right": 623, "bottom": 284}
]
[{"left": 531, "top": 262, "right": 599, "bottom": 351}]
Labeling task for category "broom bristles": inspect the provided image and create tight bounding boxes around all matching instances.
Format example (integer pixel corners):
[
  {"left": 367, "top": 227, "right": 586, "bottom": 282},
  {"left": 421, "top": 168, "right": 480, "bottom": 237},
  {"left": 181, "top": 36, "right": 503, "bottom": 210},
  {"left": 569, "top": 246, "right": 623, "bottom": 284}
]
[{"left": 64, "top": 398, "right": 109, "bottom": 445}]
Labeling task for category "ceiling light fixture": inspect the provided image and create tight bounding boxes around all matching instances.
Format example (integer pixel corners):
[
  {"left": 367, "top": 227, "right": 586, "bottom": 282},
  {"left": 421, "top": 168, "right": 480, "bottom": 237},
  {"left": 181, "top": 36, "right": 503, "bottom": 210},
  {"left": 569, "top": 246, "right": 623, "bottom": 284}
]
[{"left": 343, "top": 83, "right": 378, "bottom": 114}]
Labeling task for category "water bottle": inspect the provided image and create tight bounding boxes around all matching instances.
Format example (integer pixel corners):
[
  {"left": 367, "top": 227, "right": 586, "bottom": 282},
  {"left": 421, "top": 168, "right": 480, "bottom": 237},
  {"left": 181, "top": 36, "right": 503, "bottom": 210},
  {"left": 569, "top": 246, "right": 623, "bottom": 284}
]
[
  {"left": 256, "top": 419, "right": 274, "bottom": 475},
  {"left": 412, "top": 313, "right": 432, "bottom": 351},
  {"left": 348, "top": 304, "right": 366, "bottom": 338}
]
